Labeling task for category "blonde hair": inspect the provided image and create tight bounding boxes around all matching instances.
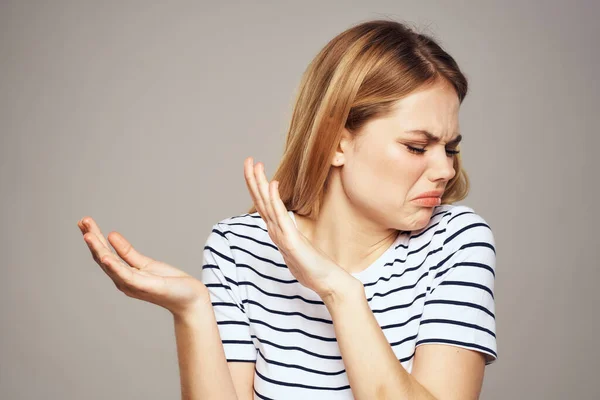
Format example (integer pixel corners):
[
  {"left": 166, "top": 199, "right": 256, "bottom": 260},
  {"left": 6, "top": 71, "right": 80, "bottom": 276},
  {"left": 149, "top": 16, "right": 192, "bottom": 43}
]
[{"left": 248, "top": 19, "right": 470, "bottom": 219}]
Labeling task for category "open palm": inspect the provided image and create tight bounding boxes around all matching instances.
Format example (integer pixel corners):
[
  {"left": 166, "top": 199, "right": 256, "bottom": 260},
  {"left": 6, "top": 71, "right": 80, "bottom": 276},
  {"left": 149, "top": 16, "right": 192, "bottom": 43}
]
[{"left": 78, "top": 217, "right": 208, "bottom": 317}]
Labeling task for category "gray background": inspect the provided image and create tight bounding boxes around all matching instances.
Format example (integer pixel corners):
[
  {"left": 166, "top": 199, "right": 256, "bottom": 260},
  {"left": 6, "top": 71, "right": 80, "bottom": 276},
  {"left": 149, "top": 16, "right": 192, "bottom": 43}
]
[{"left": 1, "top": 1, "right": 598, "bottom": 399}]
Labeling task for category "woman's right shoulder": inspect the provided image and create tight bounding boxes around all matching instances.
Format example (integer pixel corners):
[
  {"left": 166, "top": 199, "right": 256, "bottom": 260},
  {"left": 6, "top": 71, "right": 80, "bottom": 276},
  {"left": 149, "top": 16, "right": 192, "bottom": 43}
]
[
  {"left": 204, "top": 212, "right": 281, "bottom": 268},
  {"left": 205, "top": 211, "right": 270, "bottom": 246},
  {"left": 212, "top": 211, "right": 266, "bottom": 231}
]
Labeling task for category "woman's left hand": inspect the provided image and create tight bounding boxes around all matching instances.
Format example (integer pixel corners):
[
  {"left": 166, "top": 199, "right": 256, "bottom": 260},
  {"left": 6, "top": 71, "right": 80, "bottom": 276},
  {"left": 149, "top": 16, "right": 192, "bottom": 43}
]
[{"left": 243, "top": 157, "right": 358, "bottom": 301}]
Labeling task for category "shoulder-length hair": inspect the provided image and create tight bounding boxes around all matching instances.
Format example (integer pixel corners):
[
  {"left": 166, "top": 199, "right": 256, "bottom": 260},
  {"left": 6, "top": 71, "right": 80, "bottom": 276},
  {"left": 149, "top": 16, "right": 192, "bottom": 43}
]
[{"left": 248, "top": 19, "right": 470, "bottom": 219}]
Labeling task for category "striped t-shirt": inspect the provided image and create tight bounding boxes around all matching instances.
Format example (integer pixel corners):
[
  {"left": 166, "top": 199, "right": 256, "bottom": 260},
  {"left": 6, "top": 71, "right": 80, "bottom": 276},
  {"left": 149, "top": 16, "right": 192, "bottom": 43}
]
[{"left": 200, "top": 204, "right": 497, "bottom": 400}]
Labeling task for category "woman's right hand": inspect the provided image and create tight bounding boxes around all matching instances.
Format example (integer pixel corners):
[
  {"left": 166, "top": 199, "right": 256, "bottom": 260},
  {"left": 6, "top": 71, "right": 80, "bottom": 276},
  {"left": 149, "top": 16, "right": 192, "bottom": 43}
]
[{"left": 78, "top": 216, "right": 209, "bottom": 318}]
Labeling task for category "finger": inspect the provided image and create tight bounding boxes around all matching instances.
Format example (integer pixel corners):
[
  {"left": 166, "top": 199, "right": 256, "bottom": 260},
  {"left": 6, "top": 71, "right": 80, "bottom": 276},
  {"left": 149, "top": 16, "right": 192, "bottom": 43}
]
[
  {"left": 270, "top": 180, "right": 296, "bottom": 235},
  {"left": 107, "top": 231, "right": 154, "bottom": 270},
  {"left": 254, "top": 162, "right": 276, "bottom": 223},
  {"left": 244, "top": 157, "right": 268, "bottom": 219},
  {"left": 100, "top": 254, "right": 165, "bottom": 296},
  {"left": 78, "top": 217, "right": 110, "bottom": 249},
  {"left": 243, "top": 157, "right": 262, "bottom": 213},
  {"left": 83, "top": 232, "right": 113, "bottom": 275},
  {"left": 83, "top": 231, "right": 112, "bottom": 264}
]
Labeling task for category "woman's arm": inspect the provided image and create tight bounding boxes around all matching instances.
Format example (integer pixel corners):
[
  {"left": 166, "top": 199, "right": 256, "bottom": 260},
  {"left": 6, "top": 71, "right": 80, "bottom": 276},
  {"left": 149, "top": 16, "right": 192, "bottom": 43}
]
[
  {"left": 324, "top": 281, "right": 485, "bottom": 400},
  {"left": 76, "top": 216, "right": 244, "bottom": 399},
  {"left": 173, "top": 294, "right": 239, "bottom": 400},
  {"left": 323, "top": 281, "right": 438, "bottom": 400}
]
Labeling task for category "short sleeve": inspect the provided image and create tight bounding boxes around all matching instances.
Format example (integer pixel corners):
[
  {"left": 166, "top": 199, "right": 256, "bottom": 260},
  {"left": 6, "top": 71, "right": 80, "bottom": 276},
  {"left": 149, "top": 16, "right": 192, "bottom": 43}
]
[
  {"left": 415, "top": 207, "right": 498, "bottom": 365},
  {"left": 200, "top": 223, "right": 257, "bottom": 363}
]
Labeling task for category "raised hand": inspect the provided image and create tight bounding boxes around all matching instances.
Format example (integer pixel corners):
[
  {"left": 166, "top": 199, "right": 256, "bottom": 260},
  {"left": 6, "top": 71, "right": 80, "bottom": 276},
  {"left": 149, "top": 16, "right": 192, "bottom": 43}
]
[
  {"left": 78, "top": 217, "right": 209, "bottom": 317},
  {"left": 243, "top": 157, "right": 358, "bottom": 300}
]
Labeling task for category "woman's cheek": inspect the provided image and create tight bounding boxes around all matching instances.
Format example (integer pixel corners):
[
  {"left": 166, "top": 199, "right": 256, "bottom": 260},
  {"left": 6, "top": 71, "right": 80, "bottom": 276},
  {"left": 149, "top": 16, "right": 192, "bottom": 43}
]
[{"left": 390, "top": 146, "right": 422, "bottom": 177}]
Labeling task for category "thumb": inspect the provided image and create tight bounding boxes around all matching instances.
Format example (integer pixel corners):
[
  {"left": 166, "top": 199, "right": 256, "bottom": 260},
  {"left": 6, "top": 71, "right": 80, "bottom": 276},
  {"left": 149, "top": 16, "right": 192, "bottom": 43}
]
[{"left": 107, "top": 231, "right": 154, "bottom": 270}]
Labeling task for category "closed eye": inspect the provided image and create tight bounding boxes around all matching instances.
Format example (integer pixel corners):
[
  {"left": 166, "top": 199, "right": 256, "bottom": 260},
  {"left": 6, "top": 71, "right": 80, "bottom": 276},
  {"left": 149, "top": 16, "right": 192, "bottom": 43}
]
[{"left": 406, "top": 145, "right": 460, "bottom": 156}]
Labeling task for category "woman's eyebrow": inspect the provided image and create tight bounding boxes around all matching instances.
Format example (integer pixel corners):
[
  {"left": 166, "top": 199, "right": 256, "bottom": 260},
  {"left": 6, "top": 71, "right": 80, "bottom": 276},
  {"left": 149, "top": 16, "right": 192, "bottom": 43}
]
[{"left": 405, "top": 129, "right": 462, "bottom": 144}]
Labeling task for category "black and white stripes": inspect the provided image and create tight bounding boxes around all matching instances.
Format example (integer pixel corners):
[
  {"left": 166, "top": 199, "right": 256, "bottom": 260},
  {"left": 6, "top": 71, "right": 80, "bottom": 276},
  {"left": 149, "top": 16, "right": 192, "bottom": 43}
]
[{"left": 200, "top": 204, "right": 497, "bottom": 400}]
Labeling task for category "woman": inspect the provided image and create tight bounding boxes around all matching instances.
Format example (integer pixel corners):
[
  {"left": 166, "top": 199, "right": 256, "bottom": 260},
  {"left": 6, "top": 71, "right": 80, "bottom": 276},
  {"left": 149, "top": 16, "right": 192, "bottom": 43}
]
[{"left": 78, "top": 19, "right": 497, "bottom": 400}]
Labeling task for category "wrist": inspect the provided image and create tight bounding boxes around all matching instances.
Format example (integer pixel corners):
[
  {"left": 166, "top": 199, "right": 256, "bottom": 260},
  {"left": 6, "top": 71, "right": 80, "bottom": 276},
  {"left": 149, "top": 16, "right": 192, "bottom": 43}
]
[
  {"left": 321, "top": 275, "right": 365, "bottom": 312},
  {"left": 172, "top": 290, "right": 213, "bottom": 322}
]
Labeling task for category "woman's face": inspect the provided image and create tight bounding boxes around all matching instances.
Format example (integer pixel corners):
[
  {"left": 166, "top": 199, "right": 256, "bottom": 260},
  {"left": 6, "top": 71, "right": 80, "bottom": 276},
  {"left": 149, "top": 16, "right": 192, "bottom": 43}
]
[{"left": 334, "top": 81, "right": 461, "bottom": 231}]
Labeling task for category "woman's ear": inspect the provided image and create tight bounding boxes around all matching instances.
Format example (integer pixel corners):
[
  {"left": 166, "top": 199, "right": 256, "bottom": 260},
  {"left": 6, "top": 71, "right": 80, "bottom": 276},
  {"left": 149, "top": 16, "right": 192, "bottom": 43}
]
[{"left": 331, "top": 128, "right": 352, "bottom": 167}]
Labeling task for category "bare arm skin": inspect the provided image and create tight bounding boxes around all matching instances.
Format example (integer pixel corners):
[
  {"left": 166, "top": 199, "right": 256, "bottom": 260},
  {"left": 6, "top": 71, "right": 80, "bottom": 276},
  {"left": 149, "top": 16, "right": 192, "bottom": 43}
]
[
  {"left": 324, "top": 281, "right": 485, "bottom": 400},
  {"left": 77, "top": 216, "right": 251, "bottom": 400},
  {"left": 173, "top": 297, "right": 241, "bottom": 400}
]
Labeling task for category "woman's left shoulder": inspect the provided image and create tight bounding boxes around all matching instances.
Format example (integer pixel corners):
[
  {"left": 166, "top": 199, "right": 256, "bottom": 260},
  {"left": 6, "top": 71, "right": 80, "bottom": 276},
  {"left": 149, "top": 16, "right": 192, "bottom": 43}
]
[
  {"left": 433, "top": 203, "right": 495, "bottom": 248},
  {"left": 434, "top": 203, "right": 493, "bottom": 229}
]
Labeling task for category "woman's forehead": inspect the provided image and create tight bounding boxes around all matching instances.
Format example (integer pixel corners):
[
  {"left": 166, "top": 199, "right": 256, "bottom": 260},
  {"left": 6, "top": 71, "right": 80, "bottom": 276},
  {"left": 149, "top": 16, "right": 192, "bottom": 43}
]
[{"left": 363, "top": 105, "right": 461, "bottom": 141}]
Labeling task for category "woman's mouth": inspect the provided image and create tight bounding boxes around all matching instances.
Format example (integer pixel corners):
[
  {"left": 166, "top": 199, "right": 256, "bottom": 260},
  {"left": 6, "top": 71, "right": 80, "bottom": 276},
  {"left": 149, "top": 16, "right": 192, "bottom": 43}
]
[{"left": 412, "top": 197, "right": 441, "bottom": 207}]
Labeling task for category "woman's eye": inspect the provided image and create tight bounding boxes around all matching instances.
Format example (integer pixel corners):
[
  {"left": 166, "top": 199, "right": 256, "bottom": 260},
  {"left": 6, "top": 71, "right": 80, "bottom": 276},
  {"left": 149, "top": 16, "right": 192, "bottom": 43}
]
[
  {"left": 405, "top": 145, "right": 460, "bottom": 156},
  {"left": 406, "top": 145, "right": 426, "bottom": 154}
]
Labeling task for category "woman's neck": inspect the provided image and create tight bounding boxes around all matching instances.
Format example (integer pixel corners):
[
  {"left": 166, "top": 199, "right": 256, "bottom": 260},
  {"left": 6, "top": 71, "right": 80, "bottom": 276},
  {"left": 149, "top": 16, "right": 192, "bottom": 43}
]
[{"left": 292, "top": 198, "right": 398, "bottom": 275}]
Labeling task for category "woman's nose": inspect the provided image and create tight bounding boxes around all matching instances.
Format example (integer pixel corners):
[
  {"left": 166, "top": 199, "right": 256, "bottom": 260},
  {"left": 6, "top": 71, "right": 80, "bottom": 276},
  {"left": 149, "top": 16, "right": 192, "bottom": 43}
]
[{"left": 428, "top": 149, "right": 456, "bottom": 182}]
